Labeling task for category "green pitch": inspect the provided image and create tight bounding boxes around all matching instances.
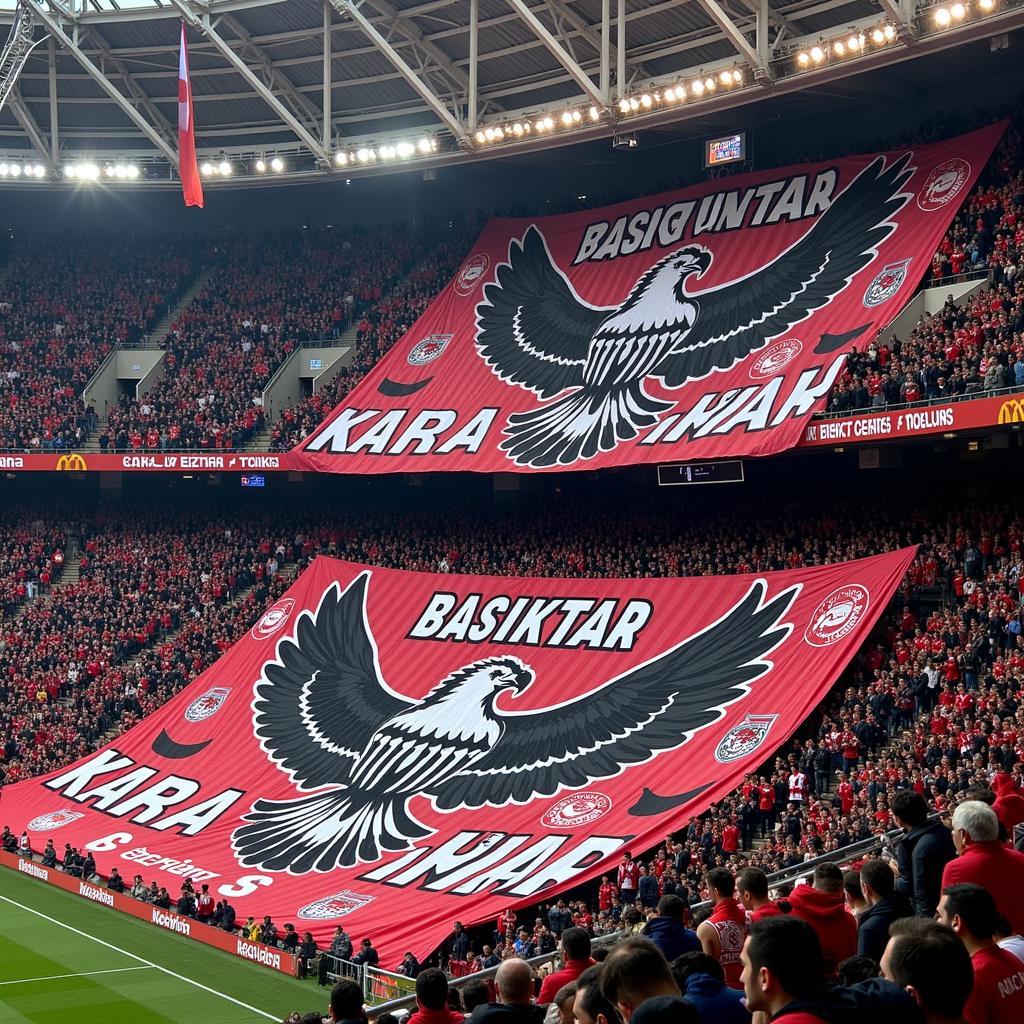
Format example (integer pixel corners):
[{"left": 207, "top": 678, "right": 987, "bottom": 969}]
[{"left": 0, "top": 866, "right": 324, "bottom": 1023}]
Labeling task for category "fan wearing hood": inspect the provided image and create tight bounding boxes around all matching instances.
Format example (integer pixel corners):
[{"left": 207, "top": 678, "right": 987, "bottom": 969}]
[{"left": 786, "top": 864, "right": 858, "bottom": 980}]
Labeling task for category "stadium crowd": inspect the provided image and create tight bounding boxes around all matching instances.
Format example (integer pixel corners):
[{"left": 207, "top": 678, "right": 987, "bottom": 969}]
[
  {"left": 0, "top": 111, "right": 1020, "bottom": 455},
  {"left": 0, "top": 508, "right": 293, "bottom": 784},
  {"left": 0, "top": 235, "right": 195, "bottom": 451},
  {"left": 98, "top": 223, "right": 466, "bottom": 452},
  {"left": 269, "top": 221, "right": 479, "bottom": 451},
  {"left": 827, "top": 121, "right": 1023, "bottom": 414}
]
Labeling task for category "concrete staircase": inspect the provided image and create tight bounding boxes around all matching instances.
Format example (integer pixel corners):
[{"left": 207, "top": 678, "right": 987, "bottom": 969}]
[
  {"left": 248, "top": 424, "right": 275, "bottom": 452},
  {"left": 141, "top": 266, "right": 216, "bottom": 348}
]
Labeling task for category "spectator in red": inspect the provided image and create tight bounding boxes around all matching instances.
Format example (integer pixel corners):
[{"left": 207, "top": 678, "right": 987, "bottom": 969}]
[
  {"left": 991, "top": 772, "right": 1024, "bottom": 833},
  {"left": 617, "top": 851, "right": 639, "bottom": 903},
  {"left": 406, "top": 968, "right": 464, "bottom": 1024},
  {"left": 942, "top": 801, "right": 1024, "bottom": 934},
  {"left": 537, "top": 928, "right": 595, "bottom": 1004},
  {"left": 937, "top": 884, "right": 1024, "bottom": 1024},
  {"left": 697, "top": 868, "right": 747, "bottom": 990},
  {"left": 786, "top": 863, "right": 857, "bottom": 980},
  {"left": 737, "top": 867, "right": 785, "bottom": 923},
  {"left": 881, "top": 918, "right": 975, "bottom": 1024}
]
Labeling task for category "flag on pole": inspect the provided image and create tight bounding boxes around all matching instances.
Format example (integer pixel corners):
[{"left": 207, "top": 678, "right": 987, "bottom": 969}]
[{"left": 178, "top": 22, "right": 204, "bottom": 209}]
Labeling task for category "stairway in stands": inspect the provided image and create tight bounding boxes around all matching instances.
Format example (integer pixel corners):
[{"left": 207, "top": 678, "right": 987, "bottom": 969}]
[{"left": 143, "top": 266, "right": 216, "bottom": 348}]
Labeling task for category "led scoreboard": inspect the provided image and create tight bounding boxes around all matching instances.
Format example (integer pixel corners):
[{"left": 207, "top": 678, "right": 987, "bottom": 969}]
[{"left": 705, "top": 132, "right": 746, "bottom": 168}]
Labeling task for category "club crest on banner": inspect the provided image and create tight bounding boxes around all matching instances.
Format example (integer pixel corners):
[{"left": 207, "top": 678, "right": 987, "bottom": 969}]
[
  {"left": 749, "top": 339, "right": 803, "bottom": 379},
  {"left": 298, "top": 890, "right": 375, "bottom": 920},
  {"left": 455, "top": 254, "right": 490, "bottom": 295},
  {"left": 27, "top": 809, "right": 85, "bottom": 831},
  {"left": 714, "top": 714, "right": 779, "bottom": 763},
  {"left": 917, "top": 158, "right": 970, "bottom": 212},
  {"left": 251, "top": 597, "right": 295, "bottom": 640},
  {"left": 540, "top": 792, "right": 613, "bottom": 829},
  {"left": 184, "top": 687, "right": 231, "bottom": 723},
  {"left": 408, "top": 334, "right": 453, "bottom": 366},
  {"left": 805, "top": 584, "right": 870, "bottom": 647},
  {"left": 863, "top": 259, "right": 911, "bottom": 307}
]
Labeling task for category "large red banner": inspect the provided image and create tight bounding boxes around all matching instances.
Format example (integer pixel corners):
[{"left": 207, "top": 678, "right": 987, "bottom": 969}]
[
  {"left": 0, "top": 551, "right": 914, "bottom": 965},
  {"left": 292, "top": 124, "right": 1002, "bottom": 475}
]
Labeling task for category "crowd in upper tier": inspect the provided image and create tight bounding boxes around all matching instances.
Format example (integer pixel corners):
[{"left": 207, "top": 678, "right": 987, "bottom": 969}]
[
  {"left": 0, "top": 236, "right": 194, "bottom": 451},
  {"left": 0, "top": 111, "right": 1022, "bottom": 453}
]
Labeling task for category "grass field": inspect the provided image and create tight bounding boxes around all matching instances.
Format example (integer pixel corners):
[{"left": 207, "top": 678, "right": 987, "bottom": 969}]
[{"left": 0, "top": 866, "right": 325, "bottom": 1023}]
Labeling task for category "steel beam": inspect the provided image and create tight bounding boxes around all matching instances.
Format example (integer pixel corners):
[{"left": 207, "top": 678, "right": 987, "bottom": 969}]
[
  {"left": 505, "top": 0, "right": 605, "bottom": 109},
  {"left": 47, "top": 35, "right": 57, "bottom": 163},
  {"left": 362, "top": 0, "right": 472, "bottom": 98},
  {"left": 323, "top": 0, "right": 332, "bottom": 144},
  {"left": 694, "top": 0, "right": 762, "bottom": 68},
  {"left": 468, "top": 0, "right": 478, "bottom": 130},
  {"left": 616, "top": 0, "right": 624, "bottom": 98},
  {"left": 220, "top": 13, "right": 324, "bottom": 130},
  {"left": 9, "top": 89, "right": 56, "bottom": 171},
  {"left": 333, "top": 0, "right": 469, "bottom": 143},
  {"left": 600, "top": 0, "right": 609, "bottom": 101},
  {"left": 32, "top": 1, "right": 179, "bottom": 165},
  {"left": 79, "top": 23, "right": 179, "bottom": 152},
  {"left": 169, "top": 0, "right": 330, "bottom": 163}
]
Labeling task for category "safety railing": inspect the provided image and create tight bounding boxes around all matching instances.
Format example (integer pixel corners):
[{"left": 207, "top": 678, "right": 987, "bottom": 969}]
[{"left": 812, "top": 383, "right": 1024, "bottom": 421}]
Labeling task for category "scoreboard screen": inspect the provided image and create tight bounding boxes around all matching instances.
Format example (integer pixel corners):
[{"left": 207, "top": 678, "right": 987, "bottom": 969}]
[
  {"left": 240, "top": 474, "right": 266, "bottom": 488},
  {"left": 658, "top": 460, "right": 745, "bottom": 486},
  {"left": 705, "top": 132, "right": 746, "bottom": 168}
]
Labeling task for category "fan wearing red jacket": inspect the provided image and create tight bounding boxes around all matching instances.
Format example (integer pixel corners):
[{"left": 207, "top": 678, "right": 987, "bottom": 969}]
[
  {"left": 786, "top": 863, "right": 857, "bottom": 979},
  {"left": 937, "top": 883, "right": 1024, "bottom": 1024},
  {"left": 597, "top": 876, "right": 616, "bottom": 912}
]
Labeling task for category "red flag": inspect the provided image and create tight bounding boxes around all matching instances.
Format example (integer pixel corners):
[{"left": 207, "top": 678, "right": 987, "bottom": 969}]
[{"left": 178, "top": 22, "right": 204, "bottom": 209}]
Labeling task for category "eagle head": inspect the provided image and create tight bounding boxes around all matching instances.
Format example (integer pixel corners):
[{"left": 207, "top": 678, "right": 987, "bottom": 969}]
[
  {"left": 668, "top": 246, "right": 712, "bottom": 279},
  {"left": 476, "top": 656, "right": 534, "bottom": 695}
]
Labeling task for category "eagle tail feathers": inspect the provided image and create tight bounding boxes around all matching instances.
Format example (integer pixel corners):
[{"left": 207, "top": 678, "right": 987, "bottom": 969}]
[
  {"left": 501, "top": 384, "right": 670, "bottom": 468},
  {"left": 232, "top": 792, "right": 430, "bottom": 872}
]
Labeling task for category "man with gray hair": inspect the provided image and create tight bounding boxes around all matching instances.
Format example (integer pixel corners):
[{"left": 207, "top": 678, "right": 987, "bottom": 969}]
[{"left": 941, "top": 800, "right": 1024, "bottom": 933}]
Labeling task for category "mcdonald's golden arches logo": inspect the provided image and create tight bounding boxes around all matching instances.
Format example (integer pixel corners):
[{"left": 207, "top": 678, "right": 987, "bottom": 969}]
[
  {"left": 55, "top": 453, "right": 88, "bottom": 471},
  {"left": 998, "top": 399, "right": 1024, "bottom": 425}
]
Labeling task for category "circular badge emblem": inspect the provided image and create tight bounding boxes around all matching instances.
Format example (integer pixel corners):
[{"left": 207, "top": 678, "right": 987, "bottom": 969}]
[
  {"left": 27, "top": 810, "right": 85, "bottom": 831},
  {"left": 251, "top": 597, "right": 295, "bottom": 640},
  {"left": 455, "top": 253, "right": 490, "bottom": 296},
  {"left": 749, "top": 339, "right": 802, "bottom": 380},
  {"left": 408, "top": 334, "right": 452, "bottom": 366},
  {"left": 804, "top": 585, "right": 870, "bottom": 647},
  {"left": 540, "top": 792, "right": 612, "bottom": 829},
  {"left": 917, "top": 158, "right": 970, "bottom": 213},
  {"left": 714, "top": 714, "right": 779, "bottom": 763}
]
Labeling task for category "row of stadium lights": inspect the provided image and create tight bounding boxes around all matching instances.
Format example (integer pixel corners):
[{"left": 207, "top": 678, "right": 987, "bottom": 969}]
[
  {"left": 933, "top": 0, "right": 997, "bottom": 26},
  {"left": 0, "top": 162, "right": 48, "bottom": 179},
  {"left": 796, "top": 23, "right": 897, "bottom": 66},
  {"left": 473, "top": 67, "right": 747, "bottom": 147},
  {"left": 198, "top": 137, "right": 440, "bottom": 177},
  {"left": 1, "top": 4, "right": 1002, "bottom": 184}
]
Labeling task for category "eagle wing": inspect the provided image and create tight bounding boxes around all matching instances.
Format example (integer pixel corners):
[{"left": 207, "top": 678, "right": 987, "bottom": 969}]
[
  {"left": 475, "top": 225, "right": 612, "bottom": 399},
  {"left": 431, "top": 579, "right": 797, "bottom": 809},
  {"left": 252, "top": 572, "right": 413, "bottom": 790},
  {"left": 658, "top": 153, "right": 915, "bottom": 387}
]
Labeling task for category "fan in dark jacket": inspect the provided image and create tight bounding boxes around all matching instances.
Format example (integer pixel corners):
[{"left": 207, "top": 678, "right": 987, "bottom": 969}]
[
  {"left": 856, "top": 859, "right": 912, "bottom": 963},
  {"left": 641, "top": 896, "right": 701, "bottom": 962},
  {"left": 890, "top": 790, "right": 956, "bottom": 917}
]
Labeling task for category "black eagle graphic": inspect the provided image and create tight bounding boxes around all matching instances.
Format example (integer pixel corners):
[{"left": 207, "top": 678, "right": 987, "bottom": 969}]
[
  {"left": 476, "top": 154, "right": 914, "bottom": 468},
  {"left": 231, "top": 572, "right": 797, "bottom": 873}
]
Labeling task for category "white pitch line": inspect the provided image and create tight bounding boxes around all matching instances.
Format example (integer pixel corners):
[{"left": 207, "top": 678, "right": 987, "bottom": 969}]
[
  {"left": 0, "top": 895, "right": 279, "bottom": 1020},
  {"left": 0, "top": 966, "right": 154, "bottom": 986}
]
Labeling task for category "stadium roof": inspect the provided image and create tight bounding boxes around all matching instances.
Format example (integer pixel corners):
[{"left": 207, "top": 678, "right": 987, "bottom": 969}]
[{"left": 0, "top": 0, "right": 1022, "bottom": 187}]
